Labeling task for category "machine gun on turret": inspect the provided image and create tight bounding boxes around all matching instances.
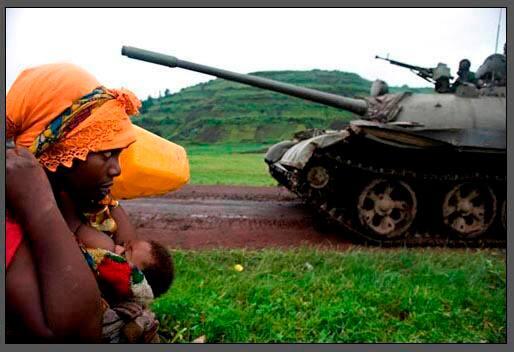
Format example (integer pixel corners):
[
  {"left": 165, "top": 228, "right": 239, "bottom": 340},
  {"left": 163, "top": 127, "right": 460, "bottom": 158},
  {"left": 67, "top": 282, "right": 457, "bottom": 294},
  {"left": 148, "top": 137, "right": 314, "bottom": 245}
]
[{"left": 375, "top": 55, "right": 453, "bottom": 93}]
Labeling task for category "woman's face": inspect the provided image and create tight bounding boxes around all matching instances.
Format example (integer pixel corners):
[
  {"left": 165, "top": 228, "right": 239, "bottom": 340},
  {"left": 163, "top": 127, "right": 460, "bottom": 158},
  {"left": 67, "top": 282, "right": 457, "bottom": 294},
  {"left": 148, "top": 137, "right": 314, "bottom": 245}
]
[{"left": 57, "top": 149, "right": 123, "bottom": 207}]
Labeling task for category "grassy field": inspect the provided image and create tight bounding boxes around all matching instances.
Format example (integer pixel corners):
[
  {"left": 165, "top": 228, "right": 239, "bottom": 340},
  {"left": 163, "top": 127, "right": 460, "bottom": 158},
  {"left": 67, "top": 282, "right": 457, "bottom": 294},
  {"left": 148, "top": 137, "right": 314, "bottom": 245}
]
[
  {"left": 158, "top": 143, "right": 506, "bottom": 343},
  {"left": 185, "top": 143, "right": 276, "bottom": 186},
  {"left": 152, "top": 248, "right": 506, "bottom": 343}
]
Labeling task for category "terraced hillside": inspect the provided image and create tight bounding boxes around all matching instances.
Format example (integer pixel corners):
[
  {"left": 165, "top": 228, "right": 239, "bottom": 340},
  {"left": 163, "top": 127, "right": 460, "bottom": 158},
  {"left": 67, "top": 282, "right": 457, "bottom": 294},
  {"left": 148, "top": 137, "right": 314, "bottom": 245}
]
[{"left": 135, "top": 70, "right": 432, "bottom": 144}]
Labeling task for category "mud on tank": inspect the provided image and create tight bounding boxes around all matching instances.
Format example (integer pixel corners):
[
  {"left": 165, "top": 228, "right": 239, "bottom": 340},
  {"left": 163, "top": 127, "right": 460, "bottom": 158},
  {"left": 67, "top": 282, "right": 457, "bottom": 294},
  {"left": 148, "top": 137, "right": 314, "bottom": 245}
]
[{"left": 121, "top": 46, "right": 506, "bottom": 246}]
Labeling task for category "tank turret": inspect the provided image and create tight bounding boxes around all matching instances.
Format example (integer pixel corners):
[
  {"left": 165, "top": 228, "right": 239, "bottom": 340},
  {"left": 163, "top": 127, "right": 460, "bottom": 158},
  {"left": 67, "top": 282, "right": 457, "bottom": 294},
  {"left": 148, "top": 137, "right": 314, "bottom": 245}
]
[{"left": 122, "top": 46, "right": 505, "bottom": 246}]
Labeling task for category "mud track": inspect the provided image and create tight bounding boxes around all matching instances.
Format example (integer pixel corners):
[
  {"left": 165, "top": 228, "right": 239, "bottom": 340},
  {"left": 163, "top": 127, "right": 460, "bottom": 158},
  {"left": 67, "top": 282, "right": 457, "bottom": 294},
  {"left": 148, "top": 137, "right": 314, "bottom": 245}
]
[{"left": 121, "top": 185, "right": 352, "bottom": 250}]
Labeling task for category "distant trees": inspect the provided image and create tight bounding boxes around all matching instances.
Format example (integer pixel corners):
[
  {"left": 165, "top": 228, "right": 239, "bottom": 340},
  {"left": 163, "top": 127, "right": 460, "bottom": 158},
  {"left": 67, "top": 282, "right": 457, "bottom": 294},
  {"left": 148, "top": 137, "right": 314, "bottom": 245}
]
[{"left": 140, "top": 95, "right": 154, "bottom": 114}]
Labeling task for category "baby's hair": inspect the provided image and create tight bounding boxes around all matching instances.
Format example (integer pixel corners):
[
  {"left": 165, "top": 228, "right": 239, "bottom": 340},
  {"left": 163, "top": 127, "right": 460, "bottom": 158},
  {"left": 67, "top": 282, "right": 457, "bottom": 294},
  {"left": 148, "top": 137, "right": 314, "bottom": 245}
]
[{"left": 142, "top": 240, "right": 174, "bottom": 298}]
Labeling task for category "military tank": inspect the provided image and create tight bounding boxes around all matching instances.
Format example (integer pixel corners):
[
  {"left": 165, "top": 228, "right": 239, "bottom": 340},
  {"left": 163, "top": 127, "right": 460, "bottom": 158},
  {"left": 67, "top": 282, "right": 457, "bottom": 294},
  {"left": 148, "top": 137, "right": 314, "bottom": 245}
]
[{"left": 121, "top": 46, "right": 506, "bottom": 246}]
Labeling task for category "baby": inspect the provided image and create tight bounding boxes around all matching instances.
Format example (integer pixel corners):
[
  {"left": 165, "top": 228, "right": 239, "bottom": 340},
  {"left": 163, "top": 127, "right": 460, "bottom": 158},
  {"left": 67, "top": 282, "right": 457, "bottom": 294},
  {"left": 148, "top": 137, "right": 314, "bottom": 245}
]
[{"left": 77, "top": 225, "right": 174, "bottom": 306}]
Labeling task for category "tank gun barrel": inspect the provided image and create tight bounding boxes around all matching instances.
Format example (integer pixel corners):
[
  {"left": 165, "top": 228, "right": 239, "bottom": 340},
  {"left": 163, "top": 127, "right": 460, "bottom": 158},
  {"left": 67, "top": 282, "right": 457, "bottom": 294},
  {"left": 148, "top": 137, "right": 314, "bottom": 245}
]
[{"left": 122, "top": 46, "right": 368, "bottom": 115}]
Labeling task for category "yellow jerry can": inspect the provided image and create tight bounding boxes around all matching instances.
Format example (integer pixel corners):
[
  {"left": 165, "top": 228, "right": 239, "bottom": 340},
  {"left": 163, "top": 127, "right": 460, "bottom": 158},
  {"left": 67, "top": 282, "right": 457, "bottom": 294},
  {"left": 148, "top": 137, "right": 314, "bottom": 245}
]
[{"left": 111, "top": 125, "right": 189, "bottom": 199}]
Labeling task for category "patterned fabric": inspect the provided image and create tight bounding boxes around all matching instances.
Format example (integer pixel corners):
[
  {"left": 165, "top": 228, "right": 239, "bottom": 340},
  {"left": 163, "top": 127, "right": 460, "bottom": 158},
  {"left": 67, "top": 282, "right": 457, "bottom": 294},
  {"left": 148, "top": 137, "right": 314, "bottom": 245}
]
[
  {"left": 29, "top": 86, "right": 114, "bottom": 157},
  {"left": 6, "top": 63, "right": 141, "bottom": 172},
  {"left": 37, "top": 86, "right": 140, "bottom": 172},
  {"left": 83, "top": 247, "right": 154, "bottom": 306},
  {"left": 102, "top": 300, "right": 160, "bottom": 343},
  {"left": 82, "top": 195, "right": 159, "bottom": 343}
]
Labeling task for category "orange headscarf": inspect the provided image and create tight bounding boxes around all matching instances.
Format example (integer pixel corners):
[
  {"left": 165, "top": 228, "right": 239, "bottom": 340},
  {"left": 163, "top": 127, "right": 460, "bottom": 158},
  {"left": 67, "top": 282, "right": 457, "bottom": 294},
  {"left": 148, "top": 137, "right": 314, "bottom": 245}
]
[{"left": 6, "top": 63, "right": 141, "bottom": 171}]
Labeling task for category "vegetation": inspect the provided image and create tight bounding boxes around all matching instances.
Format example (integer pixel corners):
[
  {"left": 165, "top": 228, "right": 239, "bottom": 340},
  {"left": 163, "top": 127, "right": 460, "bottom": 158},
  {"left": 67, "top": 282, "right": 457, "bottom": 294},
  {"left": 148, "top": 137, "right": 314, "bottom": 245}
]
[
  {"left": 134, "top": 70, "right": 433, "bottom": 145},
  {"left": 153, "top": 248, "right": 506, "bottom": 343},
  {"left": 138, "top": 70, "right": 504, "bottom": 344},
  {"left": 186, "top": 143, "right": 275, "bottom": 186}
]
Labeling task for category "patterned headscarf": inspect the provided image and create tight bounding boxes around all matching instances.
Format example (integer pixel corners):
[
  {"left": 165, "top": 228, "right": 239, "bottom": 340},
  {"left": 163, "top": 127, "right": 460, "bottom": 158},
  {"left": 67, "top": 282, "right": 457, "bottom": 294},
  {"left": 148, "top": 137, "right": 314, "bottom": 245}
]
[{"left": 6, "top": 63, "right": 141, "bottom": 171}]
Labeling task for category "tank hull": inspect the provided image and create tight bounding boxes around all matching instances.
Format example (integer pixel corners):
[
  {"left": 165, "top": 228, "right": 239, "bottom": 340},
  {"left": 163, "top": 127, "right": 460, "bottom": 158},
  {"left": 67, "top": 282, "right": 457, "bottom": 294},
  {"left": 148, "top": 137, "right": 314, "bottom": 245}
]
[
  {"left": 265, "top": 103, "right": 506, "bottom": 246},
  {"left": 121, "top": 46, "right": 506, "bottom": 246}
]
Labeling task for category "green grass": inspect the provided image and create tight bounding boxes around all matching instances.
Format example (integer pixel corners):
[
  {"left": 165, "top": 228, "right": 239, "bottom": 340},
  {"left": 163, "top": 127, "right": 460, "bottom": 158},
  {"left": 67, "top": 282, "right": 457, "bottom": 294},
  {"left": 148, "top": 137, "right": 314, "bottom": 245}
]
[
  {"left": 185, "top": 143, "right": 276, "bottom": 186},
  {"left": 155, "top": 143, "right": 506, "bottom": 343},
  {"left": 152, "top": 248, "right": 506, "bottom": 343}
]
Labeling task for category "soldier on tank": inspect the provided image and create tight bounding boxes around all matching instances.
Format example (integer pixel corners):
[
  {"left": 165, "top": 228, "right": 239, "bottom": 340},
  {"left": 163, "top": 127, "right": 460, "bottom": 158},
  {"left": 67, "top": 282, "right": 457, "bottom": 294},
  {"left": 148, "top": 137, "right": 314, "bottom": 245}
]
[
  {"left": 475, "top": 46, "right": 506, "bottom": 88},
  {"left": 451, "top": 59, "right": 476, "bottom": 91}
]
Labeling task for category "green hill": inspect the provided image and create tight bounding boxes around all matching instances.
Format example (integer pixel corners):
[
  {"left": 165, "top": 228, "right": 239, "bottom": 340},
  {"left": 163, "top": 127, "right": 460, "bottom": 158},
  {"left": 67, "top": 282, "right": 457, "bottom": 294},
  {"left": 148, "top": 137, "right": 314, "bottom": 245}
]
[{"left": 134, "top": 70, "right": 432, "bottom": 145}]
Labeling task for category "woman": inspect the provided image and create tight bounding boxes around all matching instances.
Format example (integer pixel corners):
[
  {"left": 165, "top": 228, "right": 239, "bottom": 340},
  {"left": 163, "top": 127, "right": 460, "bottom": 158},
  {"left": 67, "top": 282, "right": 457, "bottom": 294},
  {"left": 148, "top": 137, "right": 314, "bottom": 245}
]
[{"left": 5, "top": 63, "right": 154, "bottom": 342}]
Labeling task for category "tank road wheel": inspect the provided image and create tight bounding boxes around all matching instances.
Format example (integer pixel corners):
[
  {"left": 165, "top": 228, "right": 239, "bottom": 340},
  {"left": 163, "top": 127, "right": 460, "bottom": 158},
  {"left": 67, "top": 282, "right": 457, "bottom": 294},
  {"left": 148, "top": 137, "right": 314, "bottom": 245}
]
[
  {"left": 306, "top": 166, "right": 330, "bottom": 189},
  {"left": 442, "top": 183, "right": 497, "bottom": 238},
  {"left": 357, "top": 179, "right": 417, "bottom": 239}
]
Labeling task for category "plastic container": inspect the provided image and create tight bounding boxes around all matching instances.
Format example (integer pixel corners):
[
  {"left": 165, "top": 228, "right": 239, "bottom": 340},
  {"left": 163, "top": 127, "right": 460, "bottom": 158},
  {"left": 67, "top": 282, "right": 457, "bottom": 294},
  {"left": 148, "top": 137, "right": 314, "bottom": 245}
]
[{"left": 111, "top": 125, "right": 189, "bottom": 199}]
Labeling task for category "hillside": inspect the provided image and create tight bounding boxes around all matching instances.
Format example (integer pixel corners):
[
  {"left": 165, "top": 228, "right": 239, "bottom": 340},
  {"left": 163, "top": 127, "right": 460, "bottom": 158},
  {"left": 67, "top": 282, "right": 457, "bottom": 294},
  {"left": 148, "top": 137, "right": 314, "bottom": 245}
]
[{"left": 134, "top": 70, "right": 433, "bottom": 145}]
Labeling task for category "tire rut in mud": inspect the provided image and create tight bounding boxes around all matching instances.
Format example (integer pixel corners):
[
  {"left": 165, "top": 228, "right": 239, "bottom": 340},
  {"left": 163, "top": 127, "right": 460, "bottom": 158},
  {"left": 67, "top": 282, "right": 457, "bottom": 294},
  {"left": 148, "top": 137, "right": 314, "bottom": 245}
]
[{"left": 121, "top": 185, "right": 352, "bottom": 250}]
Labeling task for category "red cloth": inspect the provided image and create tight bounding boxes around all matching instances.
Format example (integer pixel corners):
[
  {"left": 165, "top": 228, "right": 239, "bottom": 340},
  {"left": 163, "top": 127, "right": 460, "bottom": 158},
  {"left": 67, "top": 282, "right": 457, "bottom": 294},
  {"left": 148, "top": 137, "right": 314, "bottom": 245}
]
[
  {"left": 6, "top": 213, "right": 23, "bottom": 268},
  {"left": 97, "top": 257, "right": 132, "bottom": 298}
]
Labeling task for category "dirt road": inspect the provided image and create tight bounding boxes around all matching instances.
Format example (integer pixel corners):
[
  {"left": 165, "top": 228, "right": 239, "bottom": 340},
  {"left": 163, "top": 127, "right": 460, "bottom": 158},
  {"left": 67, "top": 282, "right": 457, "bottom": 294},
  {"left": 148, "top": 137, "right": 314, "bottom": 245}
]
[{"left": 121, "top": 185, "right": 351, "bottom": 250}]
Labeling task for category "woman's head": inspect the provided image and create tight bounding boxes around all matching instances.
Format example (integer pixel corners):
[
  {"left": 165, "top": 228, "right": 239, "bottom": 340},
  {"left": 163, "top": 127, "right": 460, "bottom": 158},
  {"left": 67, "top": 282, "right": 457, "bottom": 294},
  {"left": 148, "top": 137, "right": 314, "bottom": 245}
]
[{"left": 6, "top": 63, "right": 141, "bottom": 203}]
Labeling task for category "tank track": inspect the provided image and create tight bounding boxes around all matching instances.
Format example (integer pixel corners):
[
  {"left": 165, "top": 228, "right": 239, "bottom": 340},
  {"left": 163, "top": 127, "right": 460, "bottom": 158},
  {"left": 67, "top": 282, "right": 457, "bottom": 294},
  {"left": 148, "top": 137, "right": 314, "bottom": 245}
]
[{"left": 268, "top": 133, "right": 506, "bottom": 248}]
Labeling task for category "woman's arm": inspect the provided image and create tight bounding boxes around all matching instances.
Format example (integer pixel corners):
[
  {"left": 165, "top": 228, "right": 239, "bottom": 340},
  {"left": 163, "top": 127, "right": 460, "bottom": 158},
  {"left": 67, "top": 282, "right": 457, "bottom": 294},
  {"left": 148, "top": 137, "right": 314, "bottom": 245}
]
[
  {"left": 6, "top": 241, "right": 102, "bottom": 342},
  {"left": 6, "top": 147, "right": 103, "bottom": 341},
  {"left": 111, "top": 205, "right": 138, "bottom": 245},
  {"left": 6, "top": 241, "right": 55, "bottom": 340}
]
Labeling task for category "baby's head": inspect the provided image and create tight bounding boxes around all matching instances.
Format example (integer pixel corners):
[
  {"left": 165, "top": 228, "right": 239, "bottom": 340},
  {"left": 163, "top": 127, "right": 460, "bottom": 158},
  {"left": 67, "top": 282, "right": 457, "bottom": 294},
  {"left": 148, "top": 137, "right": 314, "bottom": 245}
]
[{"left": 115, "top": 239, "right": 174, "bottom": 298}]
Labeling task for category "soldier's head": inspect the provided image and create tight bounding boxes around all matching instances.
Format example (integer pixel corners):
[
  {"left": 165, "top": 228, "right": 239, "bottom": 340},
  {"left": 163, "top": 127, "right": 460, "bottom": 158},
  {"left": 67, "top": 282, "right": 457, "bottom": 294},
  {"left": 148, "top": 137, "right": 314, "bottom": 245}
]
[{"left": 459, "top": 59, "right": 471, "bottom": 71}]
